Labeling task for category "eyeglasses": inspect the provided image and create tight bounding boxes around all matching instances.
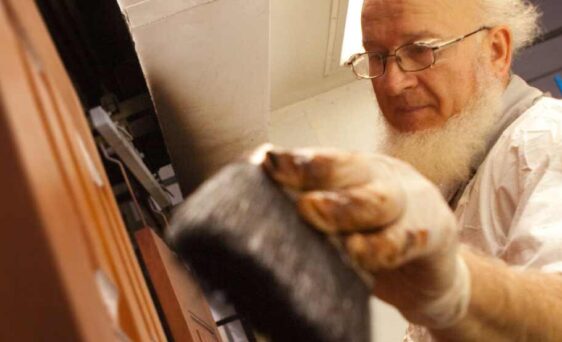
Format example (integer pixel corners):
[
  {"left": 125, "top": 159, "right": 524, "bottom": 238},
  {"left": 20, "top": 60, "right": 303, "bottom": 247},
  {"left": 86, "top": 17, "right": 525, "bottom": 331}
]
[{"left": 346, "top": 26, "right": 490, "bottom": 79}]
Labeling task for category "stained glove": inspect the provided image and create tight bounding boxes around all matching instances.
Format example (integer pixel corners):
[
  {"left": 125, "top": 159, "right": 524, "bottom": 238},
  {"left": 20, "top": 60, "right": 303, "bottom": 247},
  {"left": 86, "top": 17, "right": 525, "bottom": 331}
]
[{"left": 260, "top": 147, "right": 471, "bottom": 329}]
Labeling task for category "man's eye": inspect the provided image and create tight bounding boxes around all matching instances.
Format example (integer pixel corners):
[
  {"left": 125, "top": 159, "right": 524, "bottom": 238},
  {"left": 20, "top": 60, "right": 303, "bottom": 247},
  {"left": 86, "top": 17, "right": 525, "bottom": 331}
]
[
  {"left": 408, "top": 45, "right": 430, "bottom": 55},
  {"left": 367, "top": 53, "right": 383, "bottom": 62}
]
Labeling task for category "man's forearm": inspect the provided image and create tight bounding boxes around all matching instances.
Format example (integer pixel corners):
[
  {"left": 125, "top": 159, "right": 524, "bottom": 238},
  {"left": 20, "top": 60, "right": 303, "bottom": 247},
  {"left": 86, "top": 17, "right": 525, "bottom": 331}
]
[{"left": 429, "top": 247, "right": 562, "bottom": 341}]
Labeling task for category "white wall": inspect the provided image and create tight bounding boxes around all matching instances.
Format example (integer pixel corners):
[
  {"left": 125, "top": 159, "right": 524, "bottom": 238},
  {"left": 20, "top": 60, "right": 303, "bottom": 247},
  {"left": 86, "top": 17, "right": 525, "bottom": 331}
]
[
  {"left": 269, "top": 79, "right": 382, "bottom": 151},
  {"left": 269, "top": 80, "right": 409, "bottom": 341},
  {"left": 270, "top": 0, "right": 356, "bottom": 110},
  {"left": 117, "top": 0, "right": 269, "bottom": 194}
]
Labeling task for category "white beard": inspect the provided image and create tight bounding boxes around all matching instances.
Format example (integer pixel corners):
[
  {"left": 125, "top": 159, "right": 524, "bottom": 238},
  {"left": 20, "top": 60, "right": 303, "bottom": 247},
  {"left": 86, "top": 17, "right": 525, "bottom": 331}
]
[{"left": 381, "top": 68, "right": 504, "bottom": 196}]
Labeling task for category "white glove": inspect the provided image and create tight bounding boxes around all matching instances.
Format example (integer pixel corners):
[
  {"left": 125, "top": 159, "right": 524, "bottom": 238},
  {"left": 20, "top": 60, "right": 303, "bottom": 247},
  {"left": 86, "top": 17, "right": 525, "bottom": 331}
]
[{"left": 261, "top": 147, "right": 471, "bottom": 329}]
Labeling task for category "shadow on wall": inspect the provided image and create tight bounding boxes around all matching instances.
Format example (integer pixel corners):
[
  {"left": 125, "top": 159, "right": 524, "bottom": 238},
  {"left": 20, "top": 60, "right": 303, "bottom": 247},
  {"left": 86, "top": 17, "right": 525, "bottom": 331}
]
[{"left": 147, "top": 75, "right": 268, "bottom": 196}]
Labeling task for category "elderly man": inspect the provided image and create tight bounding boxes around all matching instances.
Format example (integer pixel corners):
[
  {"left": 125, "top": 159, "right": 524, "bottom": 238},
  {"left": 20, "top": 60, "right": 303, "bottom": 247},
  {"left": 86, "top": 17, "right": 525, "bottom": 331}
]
[{"left": 262, "top": 0, "right": 562, "bottom": 340}]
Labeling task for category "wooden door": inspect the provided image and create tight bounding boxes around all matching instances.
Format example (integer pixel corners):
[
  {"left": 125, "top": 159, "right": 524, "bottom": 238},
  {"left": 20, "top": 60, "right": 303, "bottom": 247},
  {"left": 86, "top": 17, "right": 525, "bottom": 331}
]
[
  {"left": 136, "top": 228, "right": 223, "bottom": 342},
  {"left": 0, "top": 1, "right": 166, "bottom": 340}
]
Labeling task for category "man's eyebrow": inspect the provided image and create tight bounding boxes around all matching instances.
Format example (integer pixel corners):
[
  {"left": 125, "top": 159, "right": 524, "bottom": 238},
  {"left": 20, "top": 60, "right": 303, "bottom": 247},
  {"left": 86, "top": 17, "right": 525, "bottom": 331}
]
[{"left": 363, "top": 30, "right": 444, "bottom": 48}]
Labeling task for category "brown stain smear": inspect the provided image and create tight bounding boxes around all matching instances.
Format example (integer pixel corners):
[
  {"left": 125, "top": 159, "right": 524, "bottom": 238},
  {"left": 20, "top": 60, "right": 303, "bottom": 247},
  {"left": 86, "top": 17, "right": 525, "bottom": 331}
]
[{"left": 301, "top": 155, "right": 334, "bottom": 190}]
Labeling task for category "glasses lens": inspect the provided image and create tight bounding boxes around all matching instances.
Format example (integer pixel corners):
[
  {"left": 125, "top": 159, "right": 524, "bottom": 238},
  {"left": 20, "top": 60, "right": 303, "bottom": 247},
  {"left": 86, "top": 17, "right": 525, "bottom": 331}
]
[
  {"left": 352, "top": 53, "right": 384, "bottom": 78},
  {"left": 396, "top": 44, "right": 434, "bottom": 71}
]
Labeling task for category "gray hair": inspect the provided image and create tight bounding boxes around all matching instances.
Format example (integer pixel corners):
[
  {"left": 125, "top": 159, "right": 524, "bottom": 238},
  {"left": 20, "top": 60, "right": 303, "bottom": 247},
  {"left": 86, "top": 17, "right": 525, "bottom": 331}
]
[{"left": 478, "top": 0, "right": 542, "bottom": 54}]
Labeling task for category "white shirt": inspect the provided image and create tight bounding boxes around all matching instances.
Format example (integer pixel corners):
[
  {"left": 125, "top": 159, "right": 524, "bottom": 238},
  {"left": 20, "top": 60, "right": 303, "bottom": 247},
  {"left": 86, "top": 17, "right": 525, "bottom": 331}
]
[
  {"left": 406, "top": 76, "right": 562, "bottom": 341},
  {"left": 456, "top": 95, "right": 562, "bottom": 273}
]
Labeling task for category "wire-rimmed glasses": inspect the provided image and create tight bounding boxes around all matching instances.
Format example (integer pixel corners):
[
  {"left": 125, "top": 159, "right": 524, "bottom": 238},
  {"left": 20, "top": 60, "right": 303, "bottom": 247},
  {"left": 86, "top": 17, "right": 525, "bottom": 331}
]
[{"left": 346, "top": 26, "right": 490, "bottom": 79}]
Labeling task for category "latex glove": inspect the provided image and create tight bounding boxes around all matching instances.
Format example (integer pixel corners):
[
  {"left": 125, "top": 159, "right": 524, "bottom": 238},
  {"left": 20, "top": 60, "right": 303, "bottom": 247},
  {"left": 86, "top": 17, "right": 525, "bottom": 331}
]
[{"left": 261, "top": 147, "right": 471, "bottom": 329}]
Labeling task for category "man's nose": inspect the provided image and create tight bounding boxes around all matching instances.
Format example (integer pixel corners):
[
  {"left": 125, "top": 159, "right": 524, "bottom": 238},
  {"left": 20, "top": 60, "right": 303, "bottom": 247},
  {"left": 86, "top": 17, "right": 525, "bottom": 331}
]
[{"left": 378, "top": 58, "right": 418, "bottom": 96}]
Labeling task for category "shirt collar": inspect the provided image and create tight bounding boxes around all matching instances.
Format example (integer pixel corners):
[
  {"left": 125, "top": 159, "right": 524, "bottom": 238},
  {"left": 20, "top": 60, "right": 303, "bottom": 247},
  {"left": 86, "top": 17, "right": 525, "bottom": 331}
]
[{"left": 488, "top": 75, "right": 544, "bottom": 153}]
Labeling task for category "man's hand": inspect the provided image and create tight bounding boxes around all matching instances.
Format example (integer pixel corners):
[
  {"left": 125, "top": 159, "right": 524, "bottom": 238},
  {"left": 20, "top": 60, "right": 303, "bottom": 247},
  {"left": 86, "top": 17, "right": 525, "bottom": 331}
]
[{"left": 261, "top": 147, "right": 470, "bottom": 329}]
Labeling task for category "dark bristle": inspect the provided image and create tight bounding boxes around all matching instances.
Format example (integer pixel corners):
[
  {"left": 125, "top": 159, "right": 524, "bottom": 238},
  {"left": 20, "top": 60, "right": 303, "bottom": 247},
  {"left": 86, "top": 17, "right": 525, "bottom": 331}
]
[{"left": 167, "top": 162, "right": 371, "bottom": 342}]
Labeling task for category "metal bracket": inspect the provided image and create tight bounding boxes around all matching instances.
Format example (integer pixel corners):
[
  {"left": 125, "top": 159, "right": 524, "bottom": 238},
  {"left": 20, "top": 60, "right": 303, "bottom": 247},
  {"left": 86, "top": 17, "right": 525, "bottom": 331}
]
[{"left": 90, "top": 106, "right": 172, "bottom": 209}]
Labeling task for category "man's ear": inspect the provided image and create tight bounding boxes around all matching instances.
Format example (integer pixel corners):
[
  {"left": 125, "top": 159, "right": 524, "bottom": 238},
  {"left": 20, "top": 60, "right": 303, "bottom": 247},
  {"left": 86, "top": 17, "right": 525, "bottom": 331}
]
[{"left": 487, "top": 25, "right": 513, "bottom": 81}]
